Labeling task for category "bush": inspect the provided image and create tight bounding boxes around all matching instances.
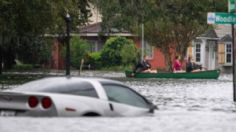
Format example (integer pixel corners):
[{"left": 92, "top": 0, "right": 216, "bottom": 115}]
[
  {"left": 101, "top": 36, "right": 138, "bottom": 67},
  {"left": 61, "top": 37, "right": 90, "bottom": 69},
  {"left": 85, "top": 52, "right": 102, "bottom": 69},
  {"left": 121, "top": 43, "right": 139, "bottom": 66},
  {"left": 13, "top": 64, "right": 34, "bottom": 71}
]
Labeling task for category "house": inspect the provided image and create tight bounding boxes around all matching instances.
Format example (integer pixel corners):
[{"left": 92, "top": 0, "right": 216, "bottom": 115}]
[
  {"left": 188, "top": 29, "right": 219, "bottom": 70},
  {"left": 52, "top": 5, "right": 235, "bottom": 72},
  {"left": 50, "top": 4, "right": 168, "bottom": 70},
  {"left": 78, "top": 22, "right": 166, "bottom": 70},
  {"left": 50, "top": 21, "right": 168, "bottom": 70},
  {"left": 78, "top": 22, "right": 135, "bottom": 52},
  {"left": 51, "top": 23, "right": 235, "bottom": 73},
  {"left": 217, "top": 34, "right": 233, "bottom": 73},
  {"left": 188, "top": 25, "right": 234, "bottom": 73}
]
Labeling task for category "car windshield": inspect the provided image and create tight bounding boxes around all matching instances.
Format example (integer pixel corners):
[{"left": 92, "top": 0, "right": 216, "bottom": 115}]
[
  {"left": 103, "top": 84, "right": 150, "bottom": 108},
  {"left": 13, "top": 77, "right": 98, "bottom": 98}
]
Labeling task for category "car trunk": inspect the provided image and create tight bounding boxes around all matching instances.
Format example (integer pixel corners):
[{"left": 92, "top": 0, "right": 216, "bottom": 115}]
[{"left": 0, "top": 91, "right": 57, "bottom": 117}]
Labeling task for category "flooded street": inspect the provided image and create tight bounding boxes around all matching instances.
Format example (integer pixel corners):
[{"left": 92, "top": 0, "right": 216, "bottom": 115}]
[{"left": 1, "top": 71, "right": 236, "bottom": 132}]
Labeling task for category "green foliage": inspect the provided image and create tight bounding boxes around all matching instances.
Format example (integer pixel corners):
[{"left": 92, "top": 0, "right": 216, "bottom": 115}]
[
  {"left": 86, "top": 52, "right": 102, "bottom": 69},
  {"left": 0, "top": 0, "right": 92, "bottom": 72},
  {"left": 120, "top": 41, "right": 138, "bottom": 66},
  {"left": 90, "top": 52, "right": 101, "bottom": 61},
  {"left": 70, "top": 37, "right": 90, "bottom": 69},
  {"left": 94, "top": 0, "right": 154, "bottom": 32},
  {"left": 101, "top": 36, "right": 138, "bottom": 67},
  {"left": 13, "top": 64, "right": 33, "bottom": 71},
  {"left": 16, "top": 37, "right": 52, "bottom": 65},
  {"left": 95, "top": 0, "right": 227, "bottom": 71}
]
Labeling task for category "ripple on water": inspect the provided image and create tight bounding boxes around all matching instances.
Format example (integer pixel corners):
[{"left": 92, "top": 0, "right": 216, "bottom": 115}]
[
  {"left": 1, "top": 72, "right": 236, "bottom": 132},
  {"left": 120, "top": 76, "right": 235, "bottom": 113}
]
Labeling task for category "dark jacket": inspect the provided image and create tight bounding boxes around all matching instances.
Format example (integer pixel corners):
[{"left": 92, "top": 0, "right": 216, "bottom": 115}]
[{"left": 134, "top": 60, "right": 151, "bottom": 73}]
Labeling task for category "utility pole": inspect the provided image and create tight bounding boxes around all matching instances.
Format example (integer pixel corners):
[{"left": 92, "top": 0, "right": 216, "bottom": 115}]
[
  {"left": 141, "top": 23, "right": 144, "bottom": 60},
  {"left": 141, "top": 0, "right": 144, "bottom": 61}
]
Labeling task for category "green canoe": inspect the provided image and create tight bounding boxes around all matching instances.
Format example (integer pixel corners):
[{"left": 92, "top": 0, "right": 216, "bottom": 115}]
[{"left": 125, "top": 69, "right": 220, "bottom": 79}]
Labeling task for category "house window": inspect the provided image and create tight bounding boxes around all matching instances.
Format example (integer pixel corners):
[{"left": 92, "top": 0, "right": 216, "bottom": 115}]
[
  {"left": 195, "top": 43, "right": 201, "bottom": 62},
  {"left": 88, "top": 40, "right": 98, "bottom": 52},
  {"left": 144, "top": 41, "right": 153, "bottom": 59},
  {"left": 225, "top": 43, "right": 232, "bottom": 64}
]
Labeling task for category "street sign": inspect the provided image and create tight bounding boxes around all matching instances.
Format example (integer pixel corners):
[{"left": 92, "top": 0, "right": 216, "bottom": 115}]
[
  {"left": 228, "top": 0, "right": 235, "bottom": 13},
  {"left": 207, "top": 12, "right": 236, "bottom": 24}
]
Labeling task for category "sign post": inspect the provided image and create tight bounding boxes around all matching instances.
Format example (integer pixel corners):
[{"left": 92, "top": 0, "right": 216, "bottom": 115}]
[
  {"left": 229, "top": 0, "right": 236, "bottom": 12},
  {"left": 232, "top": 22, "right": 236, "bottom": 101},
  {"left": 229, "top": 0, "right": 236, "bottom": 101},
  {"left": 208, "top": 0, "right": 236, "bottom": 101}
]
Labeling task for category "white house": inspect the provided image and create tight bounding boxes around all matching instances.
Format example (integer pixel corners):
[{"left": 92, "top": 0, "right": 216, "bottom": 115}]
[
  {"left": 188, "top": 25, "right": 233, "bottom": 73},
  {"left": 189, "top": 29, "right": 219, "bottom": 70}
]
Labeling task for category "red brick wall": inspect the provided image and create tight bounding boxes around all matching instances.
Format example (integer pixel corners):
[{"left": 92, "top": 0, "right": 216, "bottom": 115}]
[
  {"left": 51, "top": 39, "right": 64, "bottom": 69},
  {"left": 133, "top": 38, "right": 166, "bottom": 70}
]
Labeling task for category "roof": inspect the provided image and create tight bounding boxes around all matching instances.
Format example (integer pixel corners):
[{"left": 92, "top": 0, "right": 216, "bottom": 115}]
[
  {"left": 79, "top": 22, "right": 102, "bottom": 33},
  {"left": 193, "top": 39, "right": 203, "bottom": 43},
  {"left": 199, "top": 29, "right": 218, "bottom": 38},
  {"left": 219, "top": 34, "right": 232, "bottom": 42},
  {"left": 78, "top": 22, "right": 136, "bottom": 37}
]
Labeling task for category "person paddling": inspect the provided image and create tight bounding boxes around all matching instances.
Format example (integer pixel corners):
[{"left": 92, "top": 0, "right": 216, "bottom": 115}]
[
  {"left": 134, "top": 55, "right": 157, "bottom": 73},
  {"left": 186, "top": 57, "right": 203, "bottom": 72}
]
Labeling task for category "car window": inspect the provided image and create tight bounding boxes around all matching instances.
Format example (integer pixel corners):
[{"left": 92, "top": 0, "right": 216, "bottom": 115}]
[
  {"left": 14, "top": 79, "right": 98, "bottom": 98},
  {"left": 103, "top": 84, "right": 150, "bottom": 108},
  {"left": 63, "top": 82, "right": 98, "bottom": 98}
]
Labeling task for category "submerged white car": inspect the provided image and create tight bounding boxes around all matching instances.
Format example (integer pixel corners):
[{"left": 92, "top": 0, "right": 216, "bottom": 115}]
[{"left": 0, "top": 77, "right": 156, "bottom": 117}]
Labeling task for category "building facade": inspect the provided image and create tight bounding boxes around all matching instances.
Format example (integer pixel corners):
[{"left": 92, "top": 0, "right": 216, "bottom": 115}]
[{"left": 188, "top": 25, "right": 234, "bottom": 73}]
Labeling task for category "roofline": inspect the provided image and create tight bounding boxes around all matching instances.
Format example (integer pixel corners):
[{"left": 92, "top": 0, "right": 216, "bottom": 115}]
[
  {"left": 79, "top": 33, "right": 137, "bottom": 37},
  {"left": 196, "top": 37, "right": 220, "bottom": 40},
  {"left": 44, "top": 33, "right": 137, "bottom": 38}
]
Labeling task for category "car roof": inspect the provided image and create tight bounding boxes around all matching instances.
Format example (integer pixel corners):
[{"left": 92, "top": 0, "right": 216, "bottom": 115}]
[{"left": 11, "top": 76, "right": 125, "bottom": 92}]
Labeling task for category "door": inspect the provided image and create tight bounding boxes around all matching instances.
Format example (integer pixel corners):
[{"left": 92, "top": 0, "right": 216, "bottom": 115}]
[
  {"left": 208, "top": 41, "right": 216, "bottom": 70},
  {"left": 102, "top": 84, "right": 152, "bottom": 116}
]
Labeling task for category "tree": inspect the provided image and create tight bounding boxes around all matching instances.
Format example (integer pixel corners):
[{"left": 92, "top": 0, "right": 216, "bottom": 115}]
[
  {"left": 147, "top": 0, "right": 227, "bottom": 71},
  {"left": 69, "top": 37, "right": 90, "bottom": 69},
  {"left": 0, "top": 0, "right": 92, "bottom": 74},
  {"left": 0, "top": 0, "right": 54, "bottom": 72},
  {"left": 94, "top": 0, "right": 227, "bottom": 71},
  {"left": 94, "top": 0, "right": 153, "bottom": 33}
]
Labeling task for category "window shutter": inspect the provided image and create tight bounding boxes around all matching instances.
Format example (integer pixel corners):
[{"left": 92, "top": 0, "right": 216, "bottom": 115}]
[
  {"left": 218, "top": 43, "right": 225, "bottom": 64},
  {"left": 187, "top": 44, "right": 193, "bottom": 58}
]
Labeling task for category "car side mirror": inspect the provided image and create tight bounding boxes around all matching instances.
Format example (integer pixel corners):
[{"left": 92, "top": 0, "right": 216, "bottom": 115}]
[{"left": 149, "top": 104, "right": 158, "bottom": 113}]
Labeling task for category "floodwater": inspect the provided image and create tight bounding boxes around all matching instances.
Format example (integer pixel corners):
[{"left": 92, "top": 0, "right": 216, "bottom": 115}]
[{"left": 1, "top": 71, "right": 236, "bottom": 132}]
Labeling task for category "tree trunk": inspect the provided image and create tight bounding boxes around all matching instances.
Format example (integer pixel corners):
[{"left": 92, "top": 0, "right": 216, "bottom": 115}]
[{"left": 162, "top": 48, "right": 173, "bottom": 72}]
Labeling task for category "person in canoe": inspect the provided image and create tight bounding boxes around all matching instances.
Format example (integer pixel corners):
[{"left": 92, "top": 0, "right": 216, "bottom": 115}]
[
  {"left": 186, "top": 57, "right": 203, "bottom": 72},
  {"left": 173, "top": 55, "right": 184, "bottom": 73},
  {"left": 134, "top": 55, "right": 157, "bottom": 73}
]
